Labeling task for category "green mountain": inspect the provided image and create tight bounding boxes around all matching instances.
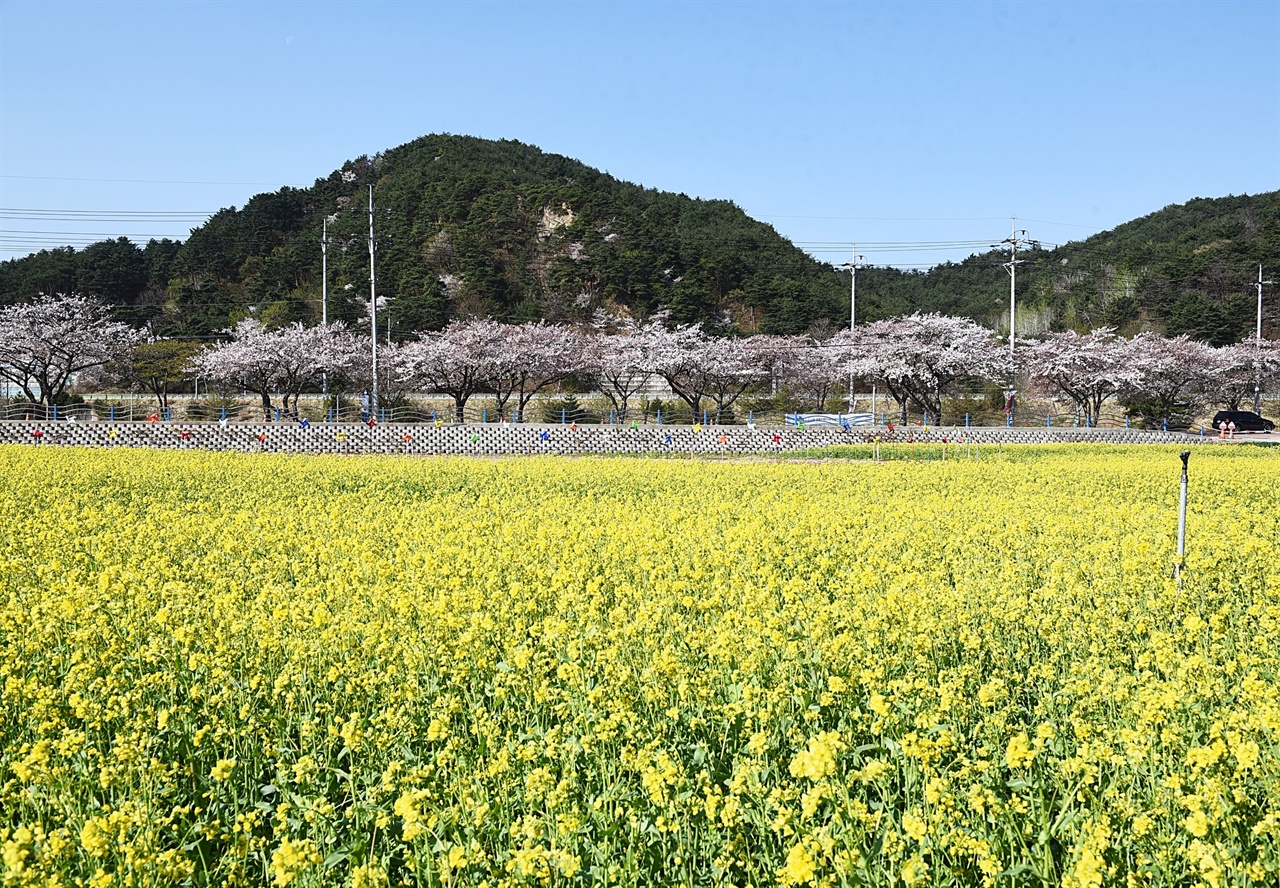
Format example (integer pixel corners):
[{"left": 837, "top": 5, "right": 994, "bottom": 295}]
[
  {"left": 0, "top": 134, "right": 1275, "bottom": 345},
  {"left": 0, "top": 135, "right": 847, "bottom": 338},
  {"left": 856, "top": 192, "right": 1280, "bottom": 345}
]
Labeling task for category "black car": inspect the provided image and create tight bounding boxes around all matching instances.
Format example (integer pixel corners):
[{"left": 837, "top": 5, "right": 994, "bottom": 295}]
[{"left": 1211, "top": 410, "right": 1275, "bottom": 432}]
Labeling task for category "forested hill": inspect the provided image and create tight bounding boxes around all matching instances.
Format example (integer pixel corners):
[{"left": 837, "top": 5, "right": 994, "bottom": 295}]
[
  {"left": 0, "top": 133, "right": 1275, "bottom": 344},
  {"left": 855, "top": 191, "right": 1280, "bottom": 345},
  {"left": 0, "top": 135, "right": 849, "bottom": 338}
]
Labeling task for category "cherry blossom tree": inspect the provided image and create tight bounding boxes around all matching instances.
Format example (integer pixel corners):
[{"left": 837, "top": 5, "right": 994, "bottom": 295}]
[
  {"left": 634, "top": 321, "right": 768, "bottom": 420},
  {"left": 698, "top": 335, "right": 771, "bottom": 418},
  {"left": 631, "top": 321, "right": 708, "bottom": 416},
  {"left": 777, "top": 332, "right": 850, "bottom": 412},
  {"left": 396, "top": 318, "right": 505, "bottom": 421},
  {"left": 1202, "top": 339, "right": 1279, "bottom": 410},
  {"left": 1021, "top": 328, "right": 1143, "bottom": 427},
  {"left": 1123, "top": 333, "right": 1214, "bottom": 424},
  {"left": 484, "top": 322, "right": 582, "bottom": 420},
  {"left": 274, "top": 324, "right": 364, "bottom": 417},
  {"left": 581, "top": 321, "right": 658, "bottom": 422},
  {"left": 0, "top": 293, "right": 141, "bottom": 406},
  {"left": 846, "top": 313, "right": 1007, "bottom": 425},
  {"left": 191, "top": 320, "right": 360, "bottom": 419},
  {"left": 191, "top": 321, "right": 278, "bottom": 418},
  {"left": 343, "top": 340, "right": 415, "bottom": 414}
]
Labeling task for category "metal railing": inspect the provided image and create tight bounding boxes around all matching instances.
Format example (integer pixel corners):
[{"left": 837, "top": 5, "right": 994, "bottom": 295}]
[{"left": 4, "top": 395, "right": 1275, "bottom": 431}]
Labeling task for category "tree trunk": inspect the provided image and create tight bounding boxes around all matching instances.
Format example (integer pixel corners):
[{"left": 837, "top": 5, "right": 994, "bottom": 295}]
[
  {"left": 36, "top": 371, "right": 61, "bottom": 407},
  {"left": 671, "top": 388, "right": 702, "bottom": 419},
  {"left": 927, "top": 387, "right": 943, "bottom": 425},
  {"left": 493, "top": 387, "right": 513, "bottom": 415},
  {"left": 1088, "top": 393, "right": 1106, "bottom": 428},
  {"left": 600, "top": 389, "right": 627, "bottom": 421},
  {"left": 517, "top": 379, "right": 556, "bottom": 421}
]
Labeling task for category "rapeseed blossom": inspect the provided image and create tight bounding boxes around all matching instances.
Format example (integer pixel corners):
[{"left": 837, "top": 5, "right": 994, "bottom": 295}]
[
  {"left": 789, "top": 732, "right": 844, "bottom": 781},
  {"left": 0, "top": 444, "right": 1277, "bottom": 886}
]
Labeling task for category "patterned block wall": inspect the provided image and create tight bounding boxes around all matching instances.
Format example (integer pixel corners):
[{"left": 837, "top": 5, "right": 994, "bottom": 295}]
[{"left": 0, "top": 421, "right": 1215, "bottom": 456}]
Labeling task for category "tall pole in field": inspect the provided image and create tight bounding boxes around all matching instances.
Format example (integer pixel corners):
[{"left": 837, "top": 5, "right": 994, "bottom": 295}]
[
  {"left": 1175, "top": 450, "right": 1190, "bottom": 587},
  {"left": 1254, "top": 264, "right": 1274, "bottom": 414},
  {"left": 840, "top": 247, "right": 864, "bottom": 412},
  {"left": 368, "top": 185, "right": 379, "bottom": 414},
  {"left": 848, "top": 246, "right": 862, "bottom": 329},
  {"left": 1001, "top": 219, "right": 1027, "bottom": 422},
  {"left": 321, "top": 217, "right": 329, "bottom": 397},
  {"left": 322, "top": 217, "right": 329, "bottom": 326}
]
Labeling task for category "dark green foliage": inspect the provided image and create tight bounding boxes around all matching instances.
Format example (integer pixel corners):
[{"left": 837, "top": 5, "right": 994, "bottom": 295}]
[
  {"left": 0, "top": 247, "right": 79, "bottom": 307},
  {"left": 0, "top": 135, "right": 1274, "bottom": 343},
  {"left": 1027, "top": 193, "right": 1280, "bottom": 344},
  {"left": 0, "top": 136, "right": 849, "bottom": 338},
  {"left": 118, "top": 339, "right": 204, "bottom": 410},
  {"left": 826, "top": 192, "right": 1279, "bottom": 343}
]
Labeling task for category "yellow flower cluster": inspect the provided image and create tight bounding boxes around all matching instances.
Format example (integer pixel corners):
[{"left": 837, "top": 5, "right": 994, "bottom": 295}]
[
  {"left": 0, "top": 444, "right": 1277, "bottom": 886},
  {"left": 790, "top": 732, "right": 844, "bottom": 781}
]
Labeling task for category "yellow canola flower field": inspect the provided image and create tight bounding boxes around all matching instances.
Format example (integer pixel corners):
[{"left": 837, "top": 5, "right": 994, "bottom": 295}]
[{"left": 0, "top": 444, "right": 1278, "bottom": 888}]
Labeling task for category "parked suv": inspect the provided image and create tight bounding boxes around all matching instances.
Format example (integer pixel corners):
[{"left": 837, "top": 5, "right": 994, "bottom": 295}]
[{"left": 1211, "top": 410, "right": 1275, "bottom": 432}]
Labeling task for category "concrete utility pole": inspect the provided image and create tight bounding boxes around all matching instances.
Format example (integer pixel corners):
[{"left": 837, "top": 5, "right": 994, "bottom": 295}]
[
  {"left": 839, "top": 247, "right": 865, "bottom": 412},
  {"left": 368, "top": 185, "right": 378, "bottom": 414},
  {"left": 1254, "top": 264, "right": 1274, "bottom": 414},
  {"left": 321, "top": 217, "right": 329, "bottom": 326},
  {"left": 321, "top": 217, "right": 329, "bottom": 397},
  {"left": 839, "top": 246, "right": 865, "bottom": 328},
  {"left": 1001, "top": 219, "right": 1028, "bottom": 420}
]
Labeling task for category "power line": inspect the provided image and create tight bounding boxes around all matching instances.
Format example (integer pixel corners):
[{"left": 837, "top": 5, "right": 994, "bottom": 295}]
[
  {"left": 1, "top": 230, "right": 199, "bottom": 238},
  {"left": 757, "top": 213, "right": 1101, "bottom": 230},
  {"left": 4, "top": 201, "right": 1273, "bottom": 293},
  {"left": 2, "top": 208, "right": 214, "bottom": 218},
  {"left": 1, "top": 174, "right": 307, "bottom": 187}
]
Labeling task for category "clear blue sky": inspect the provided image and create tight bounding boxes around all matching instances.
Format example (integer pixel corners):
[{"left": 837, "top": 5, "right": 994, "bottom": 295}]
[{"left": 2, "top": 0, "right": 1277, "bottom": 268}]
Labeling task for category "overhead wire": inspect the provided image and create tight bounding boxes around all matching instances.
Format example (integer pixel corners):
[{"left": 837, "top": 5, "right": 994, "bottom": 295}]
[
  {"left": 2, "top": 200, "right": 1269, "bottom": 296},
  {"left": 1, "top": 174, "right": 308, "bottom": 187}
]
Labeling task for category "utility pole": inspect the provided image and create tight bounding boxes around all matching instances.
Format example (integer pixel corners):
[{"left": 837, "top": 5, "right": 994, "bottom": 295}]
[
  {"left": 1001, "top": 219, "right": 1028, "bottom": 422},
  {"left": 321, "top": 217, "right": 329, "bottom": 397},
  {"left": 1254, "top": 264, "right": 1274, "bottom": 414},
  {"left": 321, "top": 217, "right": 329, "bottom": 326},
  {"left": 839, "top": 247, "right": 865, "bottom": 412},
  {"left": 839, "top": 246, "right": 865, "bottom": 328},
  {"left": 368, "top": 185, "right": 378, "bottom": 415}
]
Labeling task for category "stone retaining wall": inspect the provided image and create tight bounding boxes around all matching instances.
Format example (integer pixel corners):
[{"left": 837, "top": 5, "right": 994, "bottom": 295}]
[{"left": 0, "top": 420, "right": 1215, "bottom": 456}]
